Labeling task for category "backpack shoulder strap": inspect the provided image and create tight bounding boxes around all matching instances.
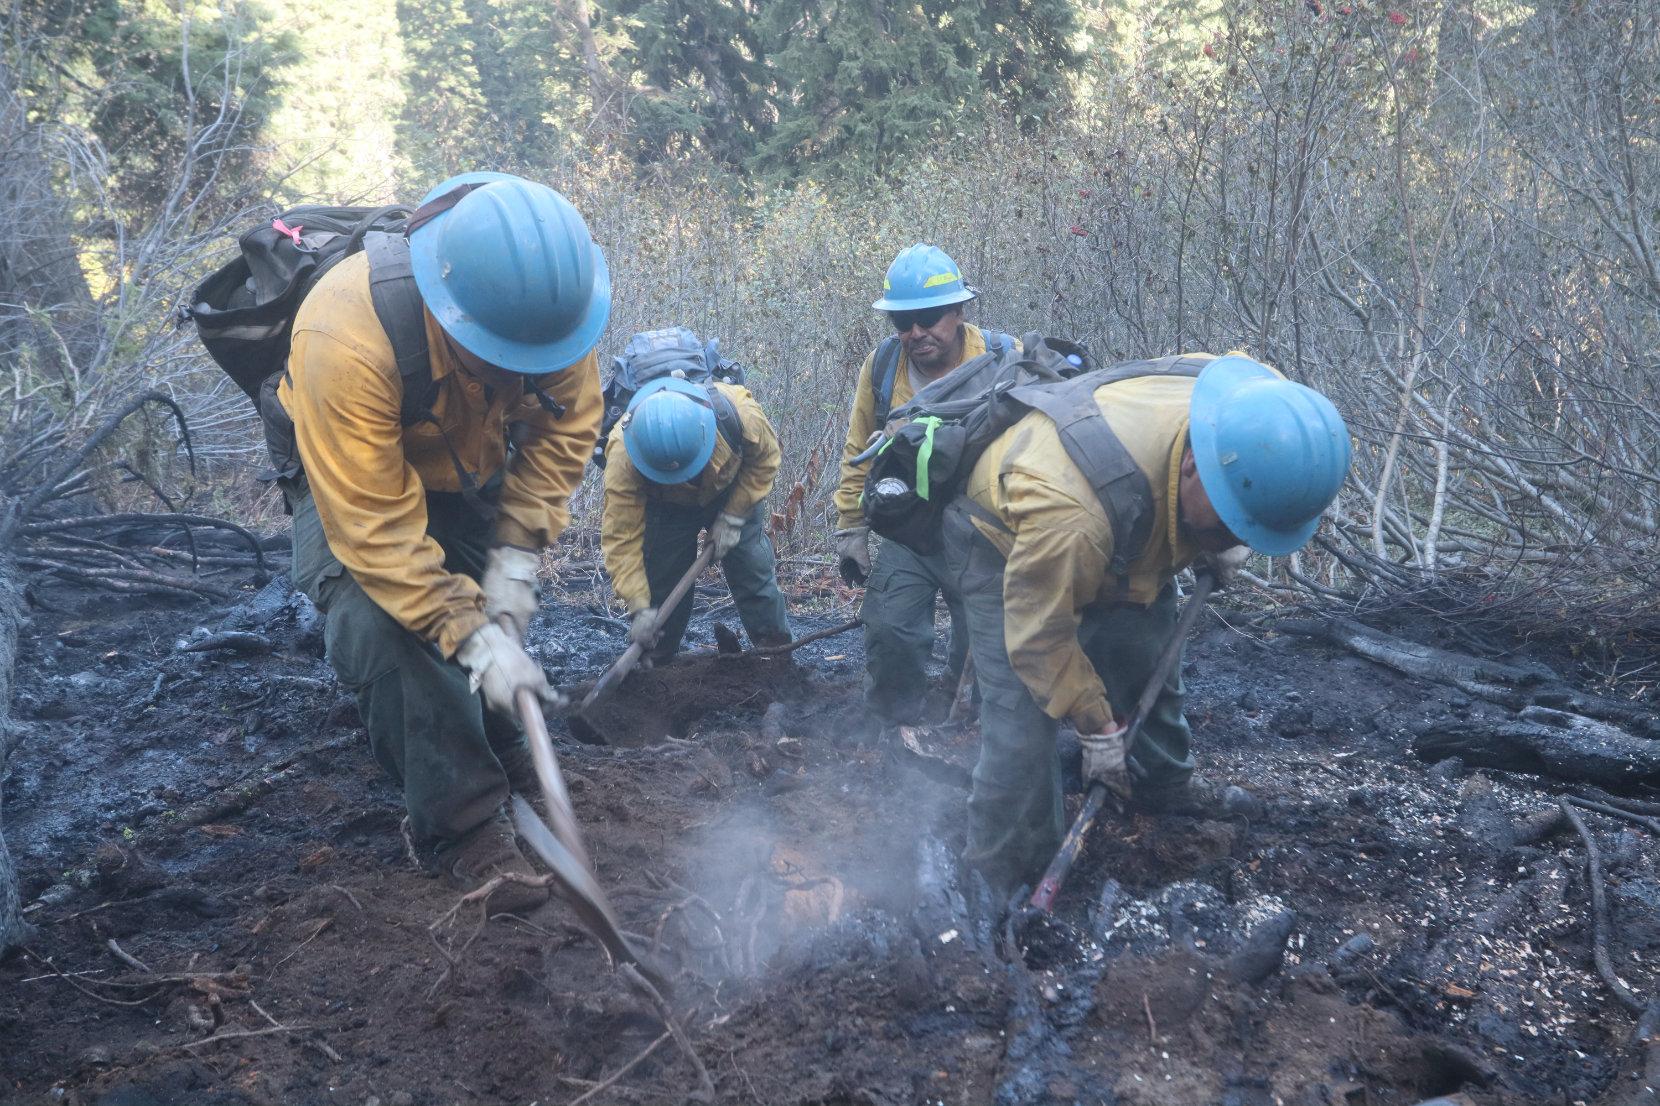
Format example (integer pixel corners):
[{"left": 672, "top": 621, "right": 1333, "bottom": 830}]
[
  {"left": 1011, "top": 376, "right": 1153, "bottom": 575},
  {"left": 708, "top": 385, "right": 746, "bottom": 459},
  {"left": 979, "top": 328, "right": 1012, "bottom": 359},
  {"left": 361, "top": 231, "right": 434, "bottom": 426},
  {"left": 871, "top": 337, "right": 903, "bottom": 424},
  {"left": 1008, "top": 353, "right": 1217, "bottom": 574}
]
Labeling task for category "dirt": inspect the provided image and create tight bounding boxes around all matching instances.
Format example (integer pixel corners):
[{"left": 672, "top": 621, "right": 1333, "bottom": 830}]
[{"left": 2, "top": 558, "right": 1657, "bottom": 1106}]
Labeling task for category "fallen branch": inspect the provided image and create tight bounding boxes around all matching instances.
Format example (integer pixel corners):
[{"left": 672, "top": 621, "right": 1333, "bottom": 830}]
[
  {"left": 566, "top": 1031, "right": 672, "bottom": 1106},
  {"left": 9, "top": 390, "right": 196, "bottom": 531},
  {"left": 21, "top": 512, "right": 268, "bottom": 573},
  {"left": 252, "top": 999, "right": 342, "bottom": 1063},
  {"left": 181, "top": 1024, "right": 312, "bottom": 1051},
  {"left": 1569, "top": 796, "right": 1660, "bottom": 837},
  {"left": 106, "top": 938, "right": 151, "bottom": 973},
  {"left": 1559, "top": 800, "right": 1645, "bottom": 1013},
  {"left": 179, "top": 631, "right": 274, "bottom": 655},
  {"left": 1278, "top": 617, "right": 1659, "bottom": 737},
  {"left": 742, "top": 619, "right": 860, "bottom": 657},
  {"left": 19, "top": 558, "right": 235, "bottom": 600}
]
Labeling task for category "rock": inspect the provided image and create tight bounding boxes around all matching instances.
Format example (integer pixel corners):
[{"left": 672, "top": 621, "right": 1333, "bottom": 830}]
[
  {"left": 389, "top": 1093, "right": 415, "bottom": 1106},
  {"left": 1327, "top": 932, "right": 1376, "bottom": 970},
  {"left": 1238, "top": 690, "right": 1262, "bottom": 713},
  {"left": 760, "top": 701, "right": 789, "bottom": 742},
  {"left": 1221, "top": 785, "right": 1261, "bottom": 818},
  {"left": 1429, "top": 756, "right": 1466, "bottom": 781},
  {"left": 1274, "top": 702, "right": 1315, "bottom": 737},
  {"left": 1226, "top": 909, "right": 1297, "bottom": 984}
]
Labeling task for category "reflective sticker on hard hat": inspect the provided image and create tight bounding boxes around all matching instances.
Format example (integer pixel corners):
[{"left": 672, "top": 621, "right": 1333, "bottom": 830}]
[
  {"left": 1220, "top": 450, "right": 1239, "bottom": 465},
  {"left": 922, "top": 271, "right": 960, "bottom": 289}
]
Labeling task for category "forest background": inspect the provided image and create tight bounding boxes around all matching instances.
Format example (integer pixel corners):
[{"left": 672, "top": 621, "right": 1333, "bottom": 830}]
[{"left": 1, "top": 0, "right": 1656, "bottom": 629}]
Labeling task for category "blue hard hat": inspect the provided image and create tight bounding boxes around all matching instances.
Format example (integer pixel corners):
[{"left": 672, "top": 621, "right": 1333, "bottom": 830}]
[
  {"left": 872, "top": 244, "right": 976, "bottom": 311},
  {"left": 1188, "top": 355, "right": 1352, "bottom": 556},
  {"left": 622, "top": 378, "right": 717, "bottom": 484},
  {"left": 408, "top": 173, "right": 611, "bottom": 374}
]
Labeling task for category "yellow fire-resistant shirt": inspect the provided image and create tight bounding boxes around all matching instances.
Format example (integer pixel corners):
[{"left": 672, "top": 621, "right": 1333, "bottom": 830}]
[
  {"left": 833, "top": 324, "right": 1010, "bottom": 530},
  {"left": 600, "top": 382, "right": 782, "bottom": 613},
  {"left": 277, "top": 251, "right": 602, "bottom": 659},
  {"left": 963, "top": 372, "right": 1210, "bottom": 735}
]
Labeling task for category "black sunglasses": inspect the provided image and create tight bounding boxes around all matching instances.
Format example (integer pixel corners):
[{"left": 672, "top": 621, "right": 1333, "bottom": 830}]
[{"left": 889, "top": 305, "right": 952, "bottom": 332}]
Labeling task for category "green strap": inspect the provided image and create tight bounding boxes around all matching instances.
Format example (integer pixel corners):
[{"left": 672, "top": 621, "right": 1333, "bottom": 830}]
[{"left": 914, "top": 416, "right": 943, "bottom": 501}]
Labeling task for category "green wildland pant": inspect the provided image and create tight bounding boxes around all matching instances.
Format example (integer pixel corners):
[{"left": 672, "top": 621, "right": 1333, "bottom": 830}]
[
  {"left": 942, "top": 503, "right": 1194, "bottom": 898},
  {"left": 286, "top": 480, "right": 513, "bottom": 847},
  {"left": 643, "top": 500, "right": 791, "bottom": 663},
  {"left": 860, "top": 539, "right": 968, "bottom": 723}
]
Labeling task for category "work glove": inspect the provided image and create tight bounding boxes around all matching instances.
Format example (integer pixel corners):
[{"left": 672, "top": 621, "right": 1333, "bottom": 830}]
[
  {"left": 1078, "top": 721, "right": 1133, "bottom": 801},
  {"left": 835, "top": 526, "right": 871, "bottom": 587},
  {"left": 480, "top": 545, "right": 542, "bottom": 641},
  {"left": 1203, "top": 545, "right": 1251, "bottom": 589},
  {"left": 457, "top": 623, "right": 567, "bottom": 718},
  {"left": 709, "top": 512, "right": 748, "bottom": 559},
  {"left": 629, "top": 608, "right": 660, "bottom": 649}
]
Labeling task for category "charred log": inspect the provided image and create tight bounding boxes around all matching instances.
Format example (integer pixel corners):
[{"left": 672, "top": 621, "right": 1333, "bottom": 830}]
[{"left": 1414, "top": 710, "right": 1660, "bottom": 789}]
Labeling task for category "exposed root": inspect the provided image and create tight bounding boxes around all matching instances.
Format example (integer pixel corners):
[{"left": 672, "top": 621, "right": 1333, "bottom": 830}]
[
  {"left": 565, "top": 1030, "right": 672, "bottom": 1106},
  {"left": 621, "top": 963, "right": 715, "bottom": 1103},
  {"left": 1559, "top": 800, "right": 1646, "bottom": 1014}
]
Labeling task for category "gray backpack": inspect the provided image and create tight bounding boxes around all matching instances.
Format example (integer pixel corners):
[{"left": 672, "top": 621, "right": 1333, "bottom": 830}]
[
  {"left": 593, "top": 327, "right": 747, "bottom": 469},
  {"left": 861, "top": 333, "right": 1214, "bottom": 560}
]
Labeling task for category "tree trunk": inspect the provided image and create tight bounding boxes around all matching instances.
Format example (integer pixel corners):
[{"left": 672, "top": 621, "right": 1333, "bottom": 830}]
[{"left": 0, "top": 557, "right": 26, "bottom": 953}]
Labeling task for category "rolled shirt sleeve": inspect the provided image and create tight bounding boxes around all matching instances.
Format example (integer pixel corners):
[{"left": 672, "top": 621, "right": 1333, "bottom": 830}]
[
  {"left": 600, "top": 425, "right": 653, "bottom": 613},
  {"left": 720, "top": 385, "right": 781, "bottom": 519},
  {"left": 285, "top": 329, "right": 489, "bottom": 659},
  {"left": 493, "top": 350, "right": 603, "bottom": 550},
  {"left": 998, "top": 468, "right": 1118, "bottom": 734},
  {"left": 833, "top": 352, "right": 880, "bottom": 530}
]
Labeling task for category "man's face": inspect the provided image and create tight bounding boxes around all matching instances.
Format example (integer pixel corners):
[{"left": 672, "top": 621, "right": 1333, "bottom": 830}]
[
  {"left": 890, "top": 305, "right": 964, "bottom": 375},
  {"left": 1177, "top": 447, "right": 1244, "bottom": 554}
]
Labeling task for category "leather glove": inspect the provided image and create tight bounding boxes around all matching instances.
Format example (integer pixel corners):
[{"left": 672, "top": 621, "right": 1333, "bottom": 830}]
[
  {"left": 835, "top": 526, "right": 871, "bottom": 586},
  {"left": 1204, "top": 545, "right": 1251, "bottom": 589},
  {"left": 481, "top": 545, "right": 541, "bottom": 640},
  {"left": 709, "top": 512, "right": 748, "bottom": 559},
  {"left": 629, "top": 608, "right": 660, "bottom": 649},
  {"left": 1078, "top": 721, "right": 1132, "bottom": 801},
  {"left": 457, "top": 623, "right": 567, "bottom": 717}
]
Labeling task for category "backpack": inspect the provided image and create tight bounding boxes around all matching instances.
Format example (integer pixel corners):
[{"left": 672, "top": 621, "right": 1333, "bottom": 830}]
[
  {"left": 861, "top": 334, "right": 1214, "bottom": 559},
  {"left": 592, "top": 327, "right": 748, "bottom": 469},
  {"left": 185, "top": 184, "right": 558, "bottom": 498},
  {"left": 869, "top": 326, "right": 1015, "bottom": 425},
  {"left": 184, "top": 204, "right": 436, "bottom": 480}
]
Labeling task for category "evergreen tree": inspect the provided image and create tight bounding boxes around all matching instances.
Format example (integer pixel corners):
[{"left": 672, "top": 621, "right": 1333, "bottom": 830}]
[
  {"left": 751, "top": 0, "right": 1082, "bottom": 181},
  {"left": 8, "top": 0, "right": 290, "bottom": 220},
  {"left": 600, "top": 0, "right": 774, "bottom": 167}
]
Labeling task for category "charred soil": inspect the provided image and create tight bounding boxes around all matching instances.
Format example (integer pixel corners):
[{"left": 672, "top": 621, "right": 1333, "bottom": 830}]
[{"left": 1, "top": 561, "right": 1657, "bottom": 1106}]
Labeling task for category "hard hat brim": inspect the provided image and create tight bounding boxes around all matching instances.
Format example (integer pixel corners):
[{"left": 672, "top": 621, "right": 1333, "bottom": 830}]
[
  {"left": 870, "top": 287, "right": 976, "bottom": 312},
  {"left": 622, "top": 378, "right": 717, "bottom": 485},
  {"left": 409, "top": 206, "right": 612, "bottom": 375},
  {"left": 1189, "top": 355, "right": 1321, "bottom": 557}
]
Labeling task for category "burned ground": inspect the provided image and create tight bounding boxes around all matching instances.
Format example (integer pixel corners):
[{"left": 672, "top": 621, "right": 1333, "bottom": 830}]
[{"left": 1, "top": 558, "right": 1656, "bottom": 1106}]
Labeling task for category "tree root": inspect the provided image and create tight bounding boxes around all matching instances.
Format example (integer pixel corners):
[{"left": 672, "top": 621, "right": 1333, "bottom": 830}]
[
  {"left": 1558, "top": 800, "right": 1645, "bottom": 1014},
  {"left": 429, "top": 877, "right": 716, "bottom": 1103}
]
